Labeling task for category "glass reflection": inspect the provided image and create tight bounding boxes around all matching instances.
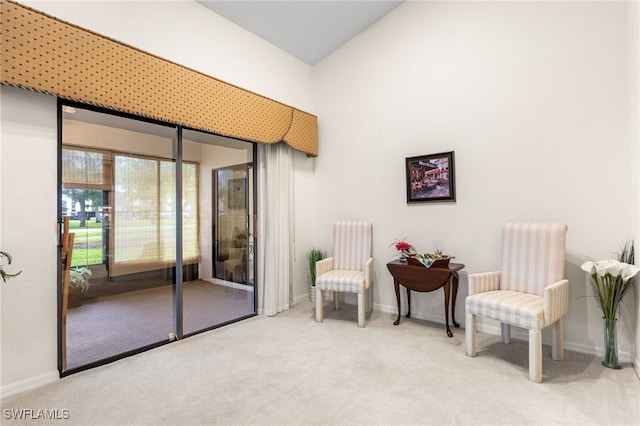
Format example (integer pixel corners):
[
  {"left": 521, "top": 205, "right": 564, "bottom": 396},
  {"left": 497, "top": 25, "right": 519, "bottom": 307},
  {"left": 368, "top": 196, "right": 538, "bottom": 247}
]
[
  {"left": 61, "top": 106, "right": 257, "bottom": 373},
  {"left": 181, "top": 130, "right": 255, "bottom": 335}
]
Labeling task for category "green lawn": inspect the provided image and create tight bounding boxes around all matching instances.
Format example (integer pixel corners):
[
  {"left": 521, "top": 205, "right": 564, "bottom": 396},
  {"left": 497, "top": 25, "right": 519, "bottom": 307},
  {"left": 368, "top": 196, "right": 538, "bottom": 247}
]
[
  {"left": 69, "top": 219, "right": 103, "bottom": 266},
  {"left": 68, "top": 219, "right": 102, "bottom": 229}
]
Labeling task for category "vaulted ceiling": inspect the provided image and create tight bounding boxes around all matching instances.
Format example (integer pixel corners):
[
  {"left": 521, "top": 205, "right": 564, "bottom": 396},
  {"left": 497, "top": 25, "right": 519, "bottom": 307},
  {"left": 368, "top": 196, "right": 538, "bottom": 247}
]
[{"left": 196, "top": 1, "right": 405, "bottom": 65}]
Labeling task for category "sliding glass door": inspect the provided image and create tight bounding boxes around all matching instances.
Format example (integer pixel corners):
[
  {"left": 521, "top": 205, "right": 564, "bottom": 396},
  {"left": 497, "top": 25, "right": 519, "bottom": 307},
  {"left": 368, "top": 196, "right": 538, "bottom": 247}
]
[
  {"left": 59, "top": 104, "right": 256, "bottom": 374},
  {"left": 181, "top": 129, "right": 255, "bottom": 336}
]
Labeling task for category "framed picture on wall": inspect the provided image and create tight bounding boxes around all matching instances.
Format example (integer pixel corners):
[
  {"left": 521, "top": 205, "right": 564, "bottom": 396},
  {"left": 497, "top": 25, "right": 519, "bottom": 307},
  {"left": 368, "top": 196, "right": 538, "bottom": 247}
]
[{"left": 405, "top": 151, "right": 456, "bottom": 203}]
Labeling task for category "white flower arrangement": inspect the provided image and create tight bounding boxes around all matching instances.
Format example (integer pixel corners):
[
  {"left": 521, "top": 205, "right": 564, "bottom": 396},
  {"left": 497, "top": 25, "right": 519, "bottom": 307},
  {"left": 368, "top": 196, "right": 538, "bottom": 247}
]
[{"left": 580, "top": 259, "right": 639, "bottom": 320}]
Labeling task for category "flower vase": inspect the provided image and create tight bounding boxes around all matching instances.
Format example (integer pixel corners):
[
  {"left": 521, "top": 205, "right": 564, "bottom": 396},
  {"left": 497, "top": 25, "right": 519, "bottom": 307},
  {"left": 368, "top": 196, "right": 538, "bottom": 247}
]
[
  {"left": 399, "top": 251, "right": 408, "bottom": 263},
  {"left": 309, "top": 284, "right": 316, "bottom": 303},
  {"left": 602, "top": 317, "right": 621, "bottom": 369}
]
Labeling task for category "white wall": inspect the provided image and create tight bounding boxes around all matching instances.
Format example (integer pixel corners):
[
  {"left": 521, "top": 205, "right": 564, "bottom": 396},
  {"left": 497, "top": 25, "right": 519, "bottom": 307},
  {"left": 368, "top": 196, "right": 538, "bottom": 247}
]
[
  {"left": 2, "top": 0, "right": 638, "bottom": 395},
  {"left": 629, "top": 0, "right": 640, "bottom": 373},
  {"left": 1, "top": 1, "right": 316, "bottom": 397},
  {"left": 313, "top": 1, "right": 638, "bottom": 361},
  {"left": 1, "top": 87, "right": 59, "bottom": 395}
]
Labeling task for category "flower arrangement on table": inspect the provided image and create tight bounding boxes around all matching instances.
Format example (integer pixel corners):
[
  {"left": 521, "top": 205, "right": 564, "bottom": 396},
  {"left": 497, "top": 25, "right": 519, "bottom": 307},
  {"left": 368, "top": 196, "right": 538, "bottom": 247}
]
[
  {"left": 390, "top": 237, "right": 415, "bottom": 262},
  {"left": 580, "top": 241, "right": 638, "bottom": 369},
  {"left": 412, "top": 252, "right": 452, "bottom": 268}
]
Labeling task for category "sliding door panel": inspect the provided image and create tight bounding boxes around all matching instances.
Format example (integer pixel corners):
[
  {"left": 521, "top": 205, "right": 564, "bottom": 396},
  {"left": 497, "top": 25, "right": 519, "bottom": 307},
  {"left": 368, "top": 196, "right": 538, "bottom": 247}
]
[
  {"left": 60, "top": 105, "right": 258, "bottom": 374},
  {"left": 61, "top": 106, "right": 178, "bottom": 372},
  {"left": 182, "top": 130, "right": 255, "bottom": 335}
]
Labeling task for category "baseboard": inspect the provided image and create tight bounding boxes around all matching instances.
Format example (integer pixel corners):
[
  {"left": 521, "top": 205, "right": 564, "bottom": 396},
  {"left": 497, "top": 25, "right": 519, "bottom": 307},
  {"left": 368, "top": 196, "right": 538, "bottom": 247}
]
[
  {"left": 1, "top": 371, "right": 59, "bottom": 400},
  {"left": 293, "top": 293, "right": 311, "bottom": 304},
  {"left": 204, "top": 278, "right": 254, "bottom": 292}
]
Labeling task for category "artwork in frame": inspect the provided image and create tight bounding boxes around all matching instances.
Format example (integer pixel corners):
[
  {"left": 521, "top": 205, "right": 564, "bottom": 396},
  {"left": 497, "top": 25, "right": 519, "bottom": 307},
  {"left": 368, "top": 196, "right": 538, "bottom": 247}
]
[{"left": 406, "top": 151, "right": 456, "bottom": 203}]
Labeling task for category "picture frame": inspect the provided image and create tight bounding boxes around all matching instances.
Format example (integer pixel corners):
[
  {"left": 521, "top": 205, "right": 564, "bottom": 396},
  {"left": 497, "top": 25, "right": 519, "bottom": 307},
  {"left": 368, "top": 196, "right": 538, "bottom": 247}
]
[{"left": 406, "top": 151, "right": 456, "bottom": 203}]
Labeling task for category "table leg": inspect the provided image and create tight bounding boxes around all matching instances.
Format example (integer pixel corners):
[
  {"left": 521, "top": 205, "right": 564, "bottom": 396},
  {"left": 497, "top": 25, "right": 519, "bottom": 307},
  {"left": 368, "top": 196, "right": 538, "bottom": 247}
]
[
  {"left": 406, "top": 288, "right": 411, "bottom": 318},
  {"left": 393, "top": 279, "right": 402, "bottom": 325},
  {"left": 451, "top": 272, "right": 460, "bottom": 328},
  {"left": 443, "top": 280, "right": 453, "bottom": 337}
]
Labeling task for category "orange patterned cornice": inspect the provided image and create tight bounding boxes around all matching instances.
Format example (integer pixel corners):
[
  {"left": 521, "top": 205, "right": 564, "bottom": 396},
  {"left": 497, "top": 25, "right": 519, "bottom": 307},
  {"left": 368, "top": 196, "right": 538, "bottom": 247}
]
[{"left": 0, "top": 0, "right": 318, "bottom": 156}]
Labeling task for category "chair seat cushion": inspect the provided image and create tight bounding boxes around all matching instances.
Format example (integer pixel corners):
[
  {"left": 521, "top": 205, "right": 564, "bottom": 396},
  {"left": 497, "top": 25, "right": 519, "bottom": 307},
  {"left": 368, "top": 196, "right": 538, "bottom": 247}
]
[
  {"left": 466, "top": 290, "right": 544, "bottom": 330},
  {"left": 316, "top": 270, "right": 366, "bottom": 294}
]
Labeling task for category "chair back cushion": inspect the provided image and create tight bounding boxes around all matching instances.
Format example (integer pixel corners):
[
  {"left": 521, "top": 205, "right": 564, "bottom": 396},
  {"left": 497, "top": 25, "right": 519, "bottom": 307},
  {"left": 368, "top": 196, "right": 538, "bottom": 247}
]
[
  {"left": 500, "top": 222, "right": 567, "bottom": 296},
  {"left": 332, "top": 221, "right": 372, "bottom": 271}
]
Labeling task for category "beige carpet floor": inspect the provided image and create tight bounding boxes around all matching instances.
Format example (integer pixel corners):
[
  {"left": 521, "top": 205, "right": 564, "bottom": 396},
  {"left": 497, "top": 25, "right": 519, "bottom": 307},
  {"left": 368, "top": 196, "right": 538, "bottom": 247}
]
[
  {"left": 3, "top": 300, "right": 639, "bottom": 425},
  {"left": 66, "top": 280, "right": 254, "bottom": 370}
]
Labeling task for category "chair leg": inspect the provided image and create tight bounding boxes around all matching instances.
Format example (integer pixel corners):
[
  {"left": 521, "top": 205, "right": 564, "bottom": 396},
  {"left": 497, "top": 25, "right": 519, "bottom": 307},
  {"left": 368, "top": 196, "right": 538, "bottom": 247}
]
[
  {"left": 333, "top": 291, "right": 340, "bottom": 310},
  {"left": 465, "top": 311, "right": 476, "bottom": 357},
  {"left": 552, "top": 318, "right": 564, "bottom": 361},
  {"left": 501, "top": 323, "right": 511, "bottom": 344},
  {"left": 357, "top": 293, "right": 365, "bottom": 328},
  {"left": 315, "top": 289, "right": 323, "bottom": 322},
  {"left": 529, "top": 329, "right": 542, "bottom": 383}
]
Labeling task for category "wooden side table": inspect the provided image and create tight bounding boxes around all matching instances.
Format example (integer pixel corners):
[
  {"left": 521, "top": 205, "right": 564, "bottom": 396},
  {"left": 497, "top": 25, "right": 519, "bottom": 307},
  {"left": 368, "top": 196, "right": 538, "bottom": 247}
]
[{"left": 386, "top": 260, "right": 465, "bottom": 337}]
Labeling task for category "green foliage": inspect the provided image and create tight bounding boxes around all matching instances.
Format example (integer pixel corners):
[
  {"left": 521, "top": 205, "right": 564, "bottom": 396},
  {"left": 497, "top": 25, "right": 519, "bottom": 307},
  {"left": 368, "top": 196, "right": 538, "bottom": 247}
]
[
  {"left": 0, "top": 251, "right": 22, "bottom": 283},
  {"left": 616, "top": 240, "right": 634, "bottom": 265},
  {"left": 586, "top": 241, "right": 636, "bottom": 321},
  {"left": 588, "top": 272, "right": 634, "bottom": 320},
  {"left": 307, "top": 248, "right": 325, "bottom": 286},
  {"left": 615, "top": 239, "right": 635, "bottom": 295},
  {"left": 62, "top": 189, "right": 103, "bottom": 227},
  {"left": 69, "top": 266, "right": 92, "bottom": 293}
]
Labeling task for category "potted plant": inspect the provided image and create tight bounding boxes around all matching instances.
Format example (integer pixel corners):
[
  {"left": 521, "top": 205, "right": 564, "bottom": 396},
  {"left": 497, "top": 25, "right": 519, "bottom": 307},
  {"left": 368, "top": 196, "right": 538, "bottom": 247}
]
[
  {"left": 390, "top": 237, "right": 415, "bottom": 263},
  {"left": 1, "top": 250, "right": 21, "bottom": 283},
  {"left": 307, "top": 248, "right": 325, "bottom": 303},
  {"left": 580, "top": 241, "right": 638, "bottom": 369},
  {"left": 68, "top": 266, "right": 92, "bottom": 308}
]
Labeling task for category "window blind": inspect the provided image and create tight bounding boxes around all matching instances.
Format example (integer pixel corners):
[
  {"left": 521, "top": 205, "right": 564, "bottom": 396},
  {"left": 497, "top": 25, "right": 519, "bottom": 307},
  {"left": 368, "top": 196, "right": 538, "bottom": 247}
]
[
  {"left": 62, "top": 148, "right": 112, "bottom": 190},
  {"left": 111, "top": 155, "right": 200, "bottom": 276}
]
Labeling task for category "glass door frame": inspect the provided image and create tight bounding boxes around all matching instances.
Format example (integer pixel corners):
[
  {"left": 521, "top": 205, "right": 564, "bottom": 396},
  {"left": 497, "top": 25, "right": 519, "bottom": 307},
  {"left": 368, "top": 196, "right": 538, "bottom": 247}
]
[{"left": 57, "top": 100, "right": 258, "bottom": 376}]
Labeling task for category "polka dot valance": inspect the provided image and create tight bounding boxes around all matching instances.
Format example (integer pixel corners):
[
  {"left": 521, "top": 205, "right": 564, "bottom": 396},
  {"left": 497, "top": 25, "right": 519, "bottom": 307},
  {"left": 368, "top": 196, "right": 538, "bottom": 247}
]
[{"left": 0, "top": 0, "right": 318, "bottom": 156}]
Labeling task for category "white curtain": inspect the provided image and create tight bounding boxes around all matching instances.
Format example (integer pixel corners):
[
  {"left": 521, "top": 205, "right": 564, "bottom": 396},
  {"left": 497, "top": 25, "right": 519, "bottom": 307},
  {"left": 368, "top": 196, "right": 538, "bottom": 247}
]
[{"left": 257, "top": 142, "right": 293, "bottom": 316}]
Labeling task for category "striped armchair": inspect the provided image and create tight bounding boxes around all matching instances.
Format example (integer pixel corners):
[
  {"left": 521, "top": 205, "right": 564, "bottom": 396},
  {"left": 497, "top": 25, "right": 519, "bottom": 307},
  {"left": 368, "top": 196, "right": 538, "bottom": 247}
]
[
  {"left": 465, "top": 222, "right": 568, "bottom": 383},
  {"left": 315, "top": 221, "right": 373, "bottom": 327}
]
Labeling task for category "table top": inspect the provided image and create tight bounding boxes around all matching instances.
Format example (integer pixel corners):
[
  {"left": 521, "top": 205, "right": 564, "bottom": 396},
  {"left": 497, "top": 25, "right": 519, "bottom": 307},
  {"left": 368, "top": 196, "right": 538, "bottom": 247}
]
[
  {"left": 387, "top": 261, "right": 464, "bottom": 292},
  {"left": 387, "top": 260, "right": 465, "bottom": 272}
]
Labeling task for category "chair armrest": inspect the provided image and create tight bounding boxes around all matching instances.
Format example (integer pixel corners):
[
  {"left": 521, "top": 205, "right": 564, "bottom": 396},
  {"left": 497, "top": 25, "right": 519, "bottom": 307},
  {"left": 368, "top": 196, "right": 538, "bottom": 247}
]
[
  {"left": 543, "top": 279, "right": 569, "bottom": 325},
  {"left": 316, "top": 257, "right": 333, "bottom": 277},
  {"left": 364, "top": 257, "right": 373, "bottom": 288},
  {"left": 468, "top": 271, "right": 500, "bottom": 295}
]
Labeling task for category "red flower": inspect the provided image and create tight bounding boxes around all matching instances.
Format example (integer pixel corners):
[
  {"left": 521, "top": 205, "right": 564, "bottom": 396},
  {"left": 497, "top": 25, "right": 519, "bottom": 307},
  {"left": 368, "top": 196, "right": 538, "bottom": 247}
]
[
  {"left": 390, "top": 237, "right": 415, "bottom": 255},
  {"left": 395, "top": 241, "right": 411, "bottom": 251}
]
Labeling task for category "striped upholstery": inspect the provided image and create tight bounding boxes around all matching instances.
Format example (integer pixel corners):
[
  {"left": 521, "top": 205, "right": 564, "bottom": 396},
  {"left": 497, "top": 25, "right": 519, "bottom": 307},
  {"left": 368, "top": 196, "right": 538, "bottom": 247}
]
[
  {"left": 332, "top": 221, "right": 372, "bottom": 271},
  {"left": 467, "top": 290, "right": 544, "bottom": 329},
  {"left": 466, "top": 223, "right": 569, "bottom": 328},
  {"left": 315, "top": 221, "right": 373, "bottom": 327},
  {"left": 500, "top": 223, "right": 567, "bottom": 296},
  {"left": 465, "top": 223, "right": 568, "bottom": 383},
  {"left": 543, "top": 280, "right": 569, "bottom": 327},
  {"left": 468, "top": 271, "right": 500, "bottom": 296},
  {"left": 315, "top": 270, "right": 367, "bottom": 294}
]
